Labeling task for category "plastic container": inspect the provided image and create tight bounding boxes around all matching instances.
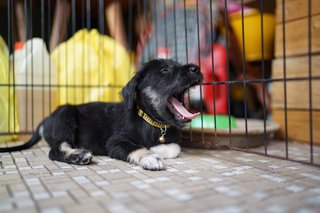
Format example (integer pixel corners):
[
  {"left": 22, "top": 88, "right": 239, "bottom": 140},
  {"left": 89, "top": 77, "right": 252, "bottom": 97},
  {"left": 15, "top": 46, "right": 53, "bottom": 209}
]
[
  {"left": 229, "top": 9, "right": 275, "bottom": 61},
  {"left": 13, "top": 38, "right": 57, "bottom": 133},
  {"left": 183, "top": 119, "right": 280, "bottom": 148},
  {"left": 202, "top": 44, "right": 228, "bottom": 115},
  {"left": 190, "top": 114, "right": 237, "bottom": 129},
  {"left": 14, "top": 38, "right": 56, "bottom": 85}
]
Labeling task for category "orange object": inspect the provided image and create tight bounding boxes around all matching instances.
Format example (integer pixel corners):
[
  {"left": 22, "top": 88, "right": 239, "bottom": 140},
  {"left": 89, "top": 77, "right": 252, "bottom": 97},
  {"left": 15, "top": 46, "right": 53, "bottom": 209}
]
[
  {"left": 157, "top": 48, "right": 172, "bottom": 59},
  {"left": 14, "top": 41, "right": 24, "bottom": 51}
]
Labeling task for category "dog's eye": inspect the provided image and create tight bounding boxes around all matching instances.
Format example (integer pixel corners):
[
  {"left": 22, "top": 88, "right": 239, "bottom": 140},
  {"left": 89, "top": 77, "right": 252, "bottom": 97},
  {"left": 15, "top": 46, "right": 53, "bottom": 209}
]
[{"left": 160, "top": 68, "right": 170, "bottom": 73}]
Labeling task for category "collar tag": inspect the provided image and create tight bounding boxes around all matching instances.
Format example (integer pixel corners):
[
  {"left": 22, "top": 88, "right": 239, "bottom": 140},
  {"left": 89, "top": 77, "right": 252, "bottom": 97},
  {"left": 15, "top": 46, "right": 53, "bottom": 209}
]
[{"left": 159, "top": 127, "right": 167, "bottom": 143}]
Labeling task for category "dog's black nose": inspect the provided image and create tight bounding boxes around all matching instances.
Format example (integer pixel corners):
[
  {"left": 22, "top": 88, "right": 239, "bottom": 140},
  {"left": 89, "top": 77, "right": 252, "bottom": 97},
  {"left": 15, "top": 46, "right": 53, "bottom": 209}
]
[{"left": 188, "top": 65, "right": 199, "bottom": 73}]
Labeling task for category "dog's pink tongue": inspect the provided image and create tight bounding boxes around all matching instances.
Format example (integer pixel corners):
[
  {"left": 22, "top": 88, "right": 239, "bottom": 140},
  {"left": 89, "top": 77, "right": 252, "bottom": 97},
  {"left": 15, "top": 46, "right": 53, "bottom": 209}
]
[{"left": 169, "top": 97, "right": 200, "bottom": 120}]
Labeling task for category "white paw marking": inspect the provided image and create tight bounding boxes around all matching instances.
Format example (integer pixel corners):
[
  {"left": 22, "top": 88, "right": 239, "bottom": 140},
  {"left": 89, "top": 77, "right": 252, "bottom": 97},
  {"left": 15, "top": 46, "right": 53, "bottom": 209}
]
[
  {"left": 79, "top": 151, "right": 93, "bottom": 165},
  {"left": 150, "top": 143, "right": 181, "bottom": 159},
  {"left": 127, "top": 148, "right": 149, "bottom": 165},
  {"left": 139, "top": 154, "right": 165, "bottom": 170},
  {"left": 69, "top": 150, "right": 93, "bottom": 165},
  {"left": 60, "top": 142, "right": 92, "bottom": 165}
]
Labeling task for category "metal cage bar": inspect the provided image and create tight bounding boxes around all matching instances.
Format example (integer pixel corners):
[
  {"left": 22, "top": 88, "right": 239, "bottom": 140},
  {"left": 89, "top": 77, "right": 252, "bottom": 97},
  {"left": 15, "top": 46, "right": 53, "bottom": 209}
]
[{"left": 0, "top": 0, "right": 318, "bottom": 167}]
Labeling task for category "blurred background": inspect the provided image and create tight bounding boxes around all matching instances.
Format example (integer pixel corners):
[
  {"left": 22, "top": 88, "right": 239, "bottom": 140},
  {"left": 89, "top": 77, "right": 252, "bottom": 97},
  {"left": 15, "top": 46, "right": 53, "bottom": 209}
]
[{"left": 0, "top": 0, "right": 319, "bottom": 165}]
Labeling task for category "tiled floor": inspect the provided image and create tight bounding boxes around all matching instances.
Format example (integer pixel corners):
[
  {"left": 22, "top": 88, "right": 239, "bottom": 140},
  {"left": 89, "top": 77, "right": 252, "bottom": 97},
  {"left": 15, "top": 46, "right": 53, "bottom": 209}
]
[{"left": 0, "top": 141, "right": 320, "bottom": 213}]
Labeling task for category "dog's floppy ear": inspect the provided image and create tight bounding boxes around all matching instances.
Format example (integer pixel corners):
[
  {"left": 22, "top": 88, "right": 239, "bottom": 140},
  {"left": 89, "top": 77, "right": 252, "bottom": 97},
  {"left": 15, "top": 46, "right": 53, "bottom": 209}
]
[
  {"left": 122, "top": 59, "right": 159, "bottom": 109},
  {"left": 121, "top": 72, "right": 142, "bottom": 110}
]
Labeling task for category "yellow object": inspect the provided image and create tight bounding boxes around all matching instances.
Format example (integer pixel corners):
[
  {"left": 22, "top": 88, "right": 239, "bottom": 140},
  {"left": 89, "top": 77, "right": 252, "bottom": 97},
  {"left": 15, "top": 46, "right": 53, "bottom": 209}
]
[
  {"left": 229, "top": 9, "right": 275, "bottom": 61},
  {"left": 0, "top": 36, "right": 19, "bottom": 142},
  {"left": 51, "top": 29, "right": 135, "bottom": 105}
]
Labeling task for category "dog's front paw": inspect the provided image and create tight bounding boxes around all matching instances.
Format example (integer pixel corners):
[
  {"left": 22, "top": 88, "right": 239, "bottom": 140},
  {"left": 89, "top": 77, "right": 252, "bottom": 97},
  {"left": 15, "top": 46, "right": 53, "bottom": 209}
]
[
  {"left": 139, "top": 154, "right": 165, "bottom": 171},
  {"left": 150, "top": 143, "right": 181, "bottom": 159}
]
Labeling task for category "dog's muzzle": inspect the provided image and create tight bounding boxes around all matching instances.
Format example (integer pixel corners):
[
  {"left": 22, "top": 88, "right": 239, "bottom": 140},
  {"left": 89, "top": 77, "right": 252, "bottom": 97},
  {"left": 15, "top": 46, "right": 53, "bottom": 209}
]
[{"left": 167, "top": 65, "right": 203, "bottom": 122}]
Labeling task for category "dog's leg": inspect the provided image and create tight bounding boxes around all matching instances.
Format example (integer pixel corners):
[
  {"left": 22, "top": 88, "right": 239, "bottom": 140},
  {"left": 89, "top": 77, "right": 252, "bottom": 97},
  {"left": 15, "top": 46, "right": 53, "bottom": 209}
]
[
  {"left": 128, "top": 148, "right": 165, "bottom": 170},
  {"left": 106, "top": 137, "right": 165, "bottom": 171},
  {"left": 128, "top": 143, "right": 181, "bottom": 170},
  {"left": 150, "top": 143, "right": 181, "bottom": 159},
  {"left": 49, "top": 142, "right": 93, "bottom": 165}
]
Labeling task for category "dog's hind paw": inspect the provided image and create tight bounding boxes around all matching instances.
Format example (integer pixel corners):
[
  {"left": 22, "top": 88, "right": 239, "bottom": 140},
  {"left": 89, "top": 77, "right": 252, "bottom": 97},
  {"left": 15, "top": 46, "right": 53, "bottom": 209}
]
[
  {"left": 139, "top": 154, "right": 165, "bottom": 171},
  {"left": 69, "top": 150, "right": 93, "bottom": 165}
]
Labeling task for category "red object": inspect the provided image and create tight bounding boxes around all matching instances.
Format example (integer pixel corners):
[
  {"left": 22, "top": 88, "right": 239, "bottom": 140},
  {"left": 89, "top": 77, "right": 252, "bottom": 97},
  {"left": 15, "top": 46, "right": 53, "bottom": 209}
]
[
  {"left": 201, "top": 44, "right": 228, "bottom": 115},
  {"left": 157, "top": 48, "right": 172, "bottom": 59},
  {"left": 14, "top": 41, "right": 24, "bottom": 51}
]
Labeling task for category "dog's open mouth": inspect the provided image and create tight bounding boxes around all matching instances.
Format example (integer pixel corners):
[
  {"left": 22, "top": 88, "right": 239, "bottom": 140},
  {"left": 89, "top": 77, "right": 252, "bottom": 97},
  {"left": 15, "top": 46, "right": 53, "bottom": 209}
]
[{"left": 168, "top": 90, "right": 200, "bottom": 122}]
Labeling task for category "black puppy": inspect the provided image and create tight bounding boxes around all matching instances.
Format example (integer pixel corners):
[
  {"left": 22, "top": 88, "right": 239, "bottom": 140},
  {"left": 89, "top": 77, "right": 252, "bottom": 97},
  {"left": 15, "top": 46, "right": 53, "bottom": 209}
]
[{"left": 0, "top": 59, "right": 203, "bottom": 170}]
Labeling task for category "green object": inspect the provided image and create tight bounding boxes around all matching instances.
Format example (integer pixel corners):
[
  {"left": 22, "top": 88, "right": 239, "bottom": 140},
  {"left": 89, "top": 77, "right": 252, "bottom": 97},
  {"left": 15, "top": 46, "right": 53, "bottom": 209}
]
[{"left": 190, "top": 114, "right": 237, "bottom": 129}]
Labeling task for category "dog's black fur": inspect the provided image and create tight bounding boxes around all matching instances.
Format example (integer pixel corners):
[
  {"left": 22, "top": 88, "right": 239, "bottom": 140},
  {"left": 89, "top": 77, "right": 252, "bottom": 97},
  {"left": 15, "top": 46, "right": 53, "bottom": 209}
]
[{"left": 0, "top": 59, "right": 203, "bottom": 170}]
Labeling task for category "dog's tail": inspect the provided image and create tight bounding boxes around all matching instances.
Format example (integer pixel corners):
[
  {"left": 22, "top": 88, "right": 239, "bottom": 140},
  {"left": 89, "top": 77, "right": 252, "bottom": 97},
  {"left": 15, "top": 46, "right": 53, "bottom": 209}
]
[{"left": 0, "top": 123, "right": 43, "bottom": 152}]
